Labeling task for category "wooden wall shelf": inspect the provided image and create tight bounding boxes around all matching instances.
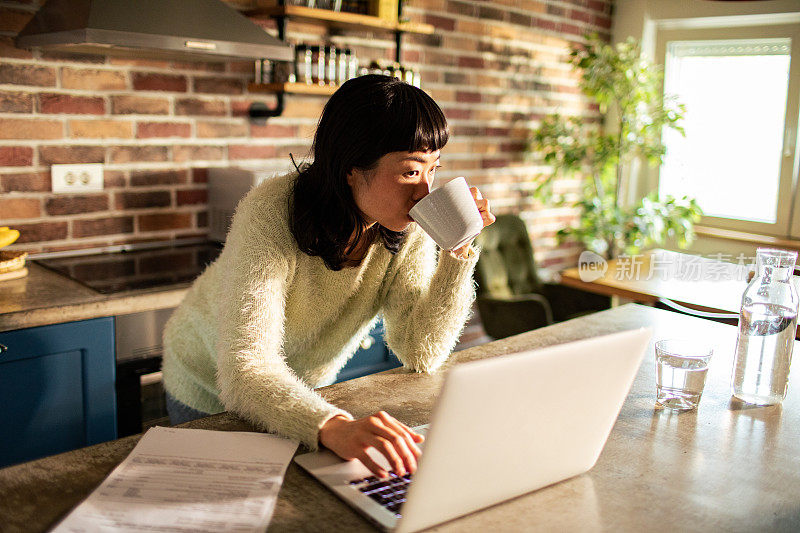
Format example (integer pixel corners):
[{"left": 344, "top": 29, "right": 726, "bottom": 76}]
[
  {"left": 248, "top": 81, "right": 337, "bottom": 95},
  {"left": 249, "top": 5, "right": 434, "bottom": 34},
  {"left": 244, "top": 3, "right": 432, "bottom": 116}
]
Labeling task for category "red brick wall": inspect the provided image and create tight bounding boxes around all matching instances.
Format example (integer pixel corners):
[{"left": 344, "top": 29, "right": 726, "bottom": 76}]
[{"left": 0, "top": 0, "right": 611, "bottom": 271}]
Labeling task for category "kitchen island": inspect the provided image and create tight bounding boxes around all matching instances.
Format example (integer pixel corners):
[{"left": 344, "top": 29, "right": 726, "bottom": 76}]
[{"left": 1, "top": 304, "right": 798, "bottom": 532}]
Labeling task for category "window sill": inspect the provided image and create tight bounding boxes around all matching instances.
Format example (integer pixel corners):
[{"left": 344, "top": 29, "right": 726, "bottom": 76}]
[{"left": 695, "top": 225, "right": 800, "bottom": 251}]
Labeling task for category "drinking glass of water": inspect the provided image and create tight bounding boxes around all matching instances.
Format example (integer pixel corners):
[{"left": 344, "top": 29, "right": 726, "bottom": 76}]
[{"left": 655, "top": 339, "right": 713, "bottom": 410}]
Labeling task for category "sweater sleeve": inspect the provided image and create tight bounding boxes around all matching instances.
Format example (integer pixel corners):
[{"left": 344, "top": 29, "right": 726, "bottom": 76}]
[
  {"left": 382, "top": 229, "right": 480, "bottom": 373},
  {"left": 216, "top": 199, "right": 351, "bottom": 450}
]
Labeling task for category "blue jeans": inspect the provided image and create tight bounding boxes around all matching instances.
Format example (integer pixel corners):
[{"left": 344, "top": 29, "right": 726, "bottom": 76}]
[{"left": 165, "top": 391, "right": 210, "bottom": 425}]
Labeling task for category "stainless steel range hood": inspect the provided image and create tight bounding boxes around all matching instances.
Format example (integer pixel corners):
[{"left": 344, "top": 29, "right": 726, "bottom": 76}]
[{"left": 16, "top": 0, "right": 293, "bottom": 62}]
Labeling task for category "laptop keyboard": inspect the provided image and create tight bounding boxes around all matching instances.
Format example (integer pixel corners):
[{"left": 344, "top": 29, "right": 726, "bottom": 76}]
[{"left": 350, "top": 472, "right": 413, "bottom": 517}]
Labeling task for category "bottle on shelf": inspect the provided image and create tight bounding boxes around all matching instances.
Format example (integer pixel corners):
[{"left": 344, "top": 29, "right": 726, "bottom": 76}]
[
  {"left": 337, "top": 48, "right": 349, "bottom": 85},
  {"left": 327, "top": 45, "right": 338, "bottom": 86},
  {"left": 295, "top": 44, "right": 312, "bottom": 85},
  {"left": 271, "top": 60, "right": 294, "bottom": 84},
  {"left": 317, "top": 45, "right": 327, "bottom": 86},
  {"left": 254, "top": 59, "right": 270, "bottom": 84},
  {"left": 309, "top": 45, "right": 321, "bottom": 85},
  {"left": 347, "top": 48, "right": 359, "bottom": 80},
  {"left": 403, "top": 66, "right": 414, "bottom": 85}
]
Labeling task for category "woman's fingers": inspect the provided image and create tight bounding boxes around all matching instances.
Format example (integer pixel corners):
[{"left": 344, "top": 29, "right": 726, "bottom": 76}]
[
  {"left": 371, "top": 436, "right": 408, "bottom": 476},
  {"left": 377, "top": 412, "right": 422, "bottom": 459},
  {"left": 469, "top": 187, "right": 496, "bottom": 227},
  {"left": 357, "top": 450, "right": 388, "bottom": 479},
  {"left": 370, "top": 416, "right": 417, "bottom": 473},
  {"left": 397, "top": 420, "right": 425, "bottom": 443}
]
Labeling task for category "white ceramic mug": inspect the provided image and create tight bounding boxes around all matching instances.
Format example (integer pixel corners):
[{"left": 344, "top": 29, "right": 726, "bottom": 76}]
[{"left": 409, "top": 176, "right": 483, "bottom": 250}]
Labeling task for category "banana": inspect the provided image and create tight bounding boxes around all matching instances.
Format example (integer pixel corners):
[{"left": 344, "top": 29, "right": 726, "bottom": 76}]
[{"left": 0, "top": 227, "right": 20, "bottom": 248}]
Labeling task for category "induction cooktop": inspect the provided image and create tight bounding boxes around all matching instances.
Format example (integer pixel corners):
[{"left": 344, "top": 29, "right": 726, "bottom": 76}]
[{"left": 35, "top": 241, "right": 223, "bottom": 295}]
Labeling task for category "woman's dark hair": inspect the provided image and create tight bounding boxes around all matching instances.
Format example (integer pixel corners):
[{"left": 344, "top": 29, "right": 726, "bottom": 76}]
[{"left": 290, "top": 74, "right": 449, "bottom": 270}]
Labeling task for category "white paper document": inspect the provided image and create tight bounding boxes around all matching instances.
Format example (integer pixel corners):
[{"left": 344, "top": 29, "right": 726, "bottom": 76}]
[{"left": 53, "top": 426, "right": 298, "bottom": 532}]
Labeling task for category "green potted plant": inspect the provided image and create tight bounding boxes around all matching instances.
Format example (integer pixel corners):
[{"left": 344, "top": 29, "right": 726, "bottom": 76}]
[{"left": 530, "top": 35, "right": 703, "bottom": 259}]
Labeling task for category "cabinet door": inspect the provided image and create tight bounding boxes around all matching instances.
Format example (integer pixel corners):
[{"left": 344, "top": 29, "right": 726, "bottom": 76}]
[
  {"left": 335, "top": 321, "right": 401, "bottom": 383},
  {"left": 0, "top": 318, "right": 116, "bottom": 467}
]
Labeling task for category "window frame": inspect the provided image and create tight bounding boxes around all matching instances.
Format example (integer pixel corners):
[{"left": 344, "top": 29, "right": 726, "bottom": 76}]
[{"left": 653, "top": 23, "right": 800, "bottom": 238}]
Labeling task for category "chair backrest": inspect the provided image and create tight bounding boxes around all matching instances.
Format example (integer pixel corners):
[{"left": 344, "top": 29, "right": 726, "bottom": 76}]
[{"left": 474, "top": 214, "right": 541, "bottom": 298}]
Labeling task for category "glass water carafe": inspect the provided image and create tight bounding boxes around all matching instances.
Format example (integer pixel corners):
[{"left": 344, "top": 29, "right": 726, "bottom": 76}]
[{"left": 732, "top": 248, "right": 799, "bottom": 405}]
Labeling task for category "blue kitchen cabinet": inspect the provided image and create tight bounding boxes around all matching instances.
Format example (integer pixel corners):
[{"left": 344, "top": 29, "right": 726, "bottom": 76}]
[
  {"left": 0, "top": 318, "right": 116, "bottom": 468},
  {"left": 335, "top": 321, "right": 401, "bottom": 383}
]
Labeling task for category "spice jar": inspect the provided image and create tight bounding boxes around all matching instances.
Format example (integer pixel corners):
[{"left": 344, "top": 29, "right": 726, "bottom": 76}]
[
  {"left": 347, "top": 49, "right": 359, "bottom": 80},
  {"left": 295, "top": 44, "right": 311, "bottom": 84},
  {"left": 317, "top": 45, "right": 327, "bottom": 85},
  {"left": 326, "top": 45, "right": 337, "bottom": 86},
  {"left": 337, "top": 49, "right": 349, "bottom": 85},
  {"left": 309, "top": 46, "right": 321, "bottom": 85}
]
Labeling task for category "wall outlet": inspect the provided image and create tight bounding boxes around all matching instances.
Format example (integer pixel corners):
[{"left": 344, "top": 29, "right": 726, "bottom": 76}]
[{"left": 52, "top": 164, "right": 104, "bottom": 193}]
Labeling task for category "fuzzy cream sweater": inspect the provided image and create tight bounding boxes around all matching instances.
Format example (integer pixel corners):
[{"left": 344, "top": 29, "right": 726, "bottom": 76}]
[{"left": 162, "top": 171, "right": 479, "bottom": 449}]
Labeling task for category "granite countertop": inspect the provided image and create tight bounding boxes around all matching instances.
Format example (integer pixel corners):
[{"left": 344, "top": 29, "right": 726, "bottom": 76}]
[
  {"left": 0, "top": 262, "right": 188, "bottom": 333},
  {"left": 2, "top": 304, "right": 798, "bottom": 532}
]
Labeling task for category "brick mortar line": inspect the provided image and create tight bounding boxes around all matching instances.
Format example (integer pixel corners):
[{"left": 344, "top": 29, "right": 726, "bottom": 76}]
[
  {"left": 444, "top": 104, "right": 596, "bottom": 117},
  {"left": 438, "top": 102, "right": 594, "bottom": 115},
  {"left": 425, "top": 86, "right": 585, "bottom": 100},
  {"left": 424, "top": 81, "right": 586, "bottom": 95},
  {"left": 405, "top": 5, "right": 609, "bottom": 31},
  {"left": 443, "top": 108, "right": 590, "bottom": 120},
  {"left": 412, "top": 48, "right": 576, "bottom": 70},
  {"left": 4, "top": 205, "right": 208, "bottom": 223},
  {"left": 418, "top": 52, "right": 580, "bottom": 73},
  {"left": 403, "top": 29, "right": 600, "bottom": 56},
  {"left": 444, "top": 116, "right": 592, "bottom": 128},
  {"left": 457, "top": 167, "right": 554, "bottom": 177},
  {"left": 0, "top": 135, "right": 314, "bottom": 145},
  {"left": 417, "top": 73, "right": 578, "bottom": 90},
  {"left": 547, "top": 0, "right": 612, "bottom": 13},
  {"left": 405, "top": 7, "right": 603, "bottom": 25},
  {"left": 404, "top": 2, "right": 610, "bottom": 20},
  {"left": 417, "top": 69, "right": 580, "bottom": 86},
  {"left": 0, "top": 134, "right": 315, "bottom": 143},
  {"left": 414, "top": 63, "right": 582, "bottom": 83},
  {"left": 406, "top": 42, "right": 596, "bottom": 64},
  {"left": 13, "top": 163, "right": 211, "bottom": 173}
]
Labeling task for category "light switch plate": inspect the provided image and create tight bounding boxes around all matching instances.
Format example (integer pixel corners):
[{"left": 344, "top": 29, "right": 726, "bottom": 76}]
[{"left": 51, "top": 163, "right": 104, "bottom": 193}]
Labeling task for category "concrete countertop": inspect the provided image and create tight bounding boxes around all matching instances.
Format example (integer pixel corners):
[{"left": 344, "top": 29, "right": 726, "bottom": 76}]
[
  {"left": 2, "top": 304, "right": 798, "bottom": 532},
  {"left": 0, "top": 262, "right": 188, "bottom": 333}
]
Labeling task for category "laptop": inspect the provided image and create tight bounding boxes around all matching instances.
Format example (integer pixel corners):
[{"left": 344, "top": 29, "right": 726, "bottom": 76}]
[{"left": 295, "top": 327, "right": 652, "bottom": 532}]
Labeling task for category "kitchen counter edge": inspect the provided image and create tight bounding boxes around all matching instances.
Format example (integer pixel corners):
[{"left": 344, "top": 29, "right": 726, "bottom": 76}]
[{"left": 0, "top": 263, "right": 188, "bottom": 333}]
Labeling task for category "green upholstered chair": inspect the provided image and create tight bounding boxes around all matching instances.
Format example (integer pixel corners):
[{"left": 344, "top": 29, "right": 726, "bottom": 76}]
[{"left": 474, "top": 214, "right": 610, "bottom": 339}]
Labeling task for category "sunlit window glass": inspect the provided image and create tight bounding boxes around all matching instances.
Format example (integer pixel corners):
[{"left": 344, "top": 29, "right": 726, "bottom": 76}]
[{"left": 659, "top": 38, "right": 791, "bottom": 224}]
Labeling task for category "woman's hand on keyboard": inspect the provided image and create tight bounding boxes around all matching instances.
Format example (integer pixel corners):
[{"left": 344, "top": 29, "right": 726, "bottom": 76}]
[{"left": 319, "top": 411, "right": 424, "bottom": 479}]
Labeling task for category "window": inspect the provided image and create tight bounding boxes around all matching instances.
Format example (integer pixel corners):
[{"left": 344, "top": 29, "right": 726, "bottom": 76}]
[{"left": 655, "top": 24, "right": 800, "bottom": 237}]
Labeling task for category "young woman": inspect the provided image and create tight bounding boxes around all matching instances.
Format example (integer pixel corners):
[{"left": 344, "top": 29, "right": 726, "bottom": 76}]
[{"left": 162, "top": 74, "right": 495, "bottom": 478}]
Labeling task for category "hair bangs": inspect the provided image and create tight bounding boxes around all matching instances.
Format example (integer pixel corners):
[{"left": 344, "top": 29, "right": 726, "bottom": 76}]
[{"left": 382, "top": 83, "right": 449, "bottom": 155}]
